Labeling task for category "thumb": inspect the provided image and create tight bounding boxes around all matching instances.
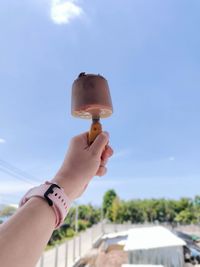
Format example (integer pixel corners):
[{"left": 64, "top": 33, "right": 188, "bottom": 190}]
[{"left": 89, "top": 132, "right": 109, "bottom": 158}]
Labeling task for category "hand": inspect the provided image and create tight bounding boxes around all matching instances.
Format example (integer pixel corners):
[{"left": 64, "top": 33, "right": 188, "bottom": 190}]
[{"left": 52, "top": 132, "right": 113, "bottom": 201}]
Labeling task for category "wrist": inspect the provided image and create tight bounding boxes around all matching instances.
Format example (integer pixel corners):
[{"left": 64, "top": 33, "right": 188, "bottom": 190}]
[
  {"left": 19, "top": 181, "right": 71, "bottom": 228},
  {"left": 51, "top": 174, "right": 77, "bottom": 201},
  {"left": 52, "top": 168, "right": 90, "bottom": 201},
  {"left": 25, "top": 197, "right": 55, "bottom": 223}
]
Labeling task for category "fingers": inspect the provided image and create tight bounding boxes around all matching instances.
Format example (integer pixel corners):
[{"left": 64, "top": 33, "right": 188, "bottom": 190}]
[
  {"left": 101, "top": 145, "right": 113, "bottom": 161},
  {"left": 71, "top": 132, "right": 88, "bottom": 147},
  {"left": 94, "top": 141, "right": 113, "bottom": 177},
  {"left": 96, "top": 158, "right": 108, "bottom": 176},
  {"left": 89, "top": 132, "right": 109, "bottom": 158},
  {"left": 101, "top": 159, "right": 108, "bottom": 166},
  {"left": 96, "top": 166, "right": 107, "bottom": 176}
]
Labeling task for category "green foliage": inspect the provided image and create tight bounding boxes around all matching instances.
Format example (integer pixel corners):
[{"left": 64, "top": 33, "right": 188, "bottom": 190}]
[
  {"left": 64, "top": 207, "right": 76, "bottom": 226},
  {"left": 0, "top": 206, "right": 17, "bottom": 216},
  {"left": 48, "top": 203, "right": 101, "bottom": 246},
  {"left": 49, "top": 229, "right": 65, "bottom": 245},
  {"left": 175, "top": 208, "right": 197, "bottom": 224},
  {"left": 111, "top": 197, "right": 122, "bottom": 222},
  {"left": 78, "top": 204, "right": 101, "bottom": 227},
  {"left": 66, "top": 228, "right": 75, "bottom": 238},
  {"left": 102, "top": 190, "right": 200, "bottom": 225},
  {"left": 47, "top": 190, "right": 200, "bottom": 248},
  {"left": 78, "top": 219, "right": 90, "bottom": 231},
  {"left": 103, "top": 189, "right": 117, "bottom": 220},
  {"left": 126, "top": 200, "right": 146, "bottom": 223},
  {"left": 175, "top": 198, "right": 192, "bottom": 213}
]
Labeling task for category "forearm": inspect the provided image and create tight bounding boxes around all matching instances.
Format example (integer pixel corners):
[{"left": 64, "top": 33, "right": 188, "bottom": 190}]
[
  {"left": 0, "top": 197, "right": 55, "bottom": 267},
  {"left": 0, "top": 132, "right": 112, "bottom": 267}
]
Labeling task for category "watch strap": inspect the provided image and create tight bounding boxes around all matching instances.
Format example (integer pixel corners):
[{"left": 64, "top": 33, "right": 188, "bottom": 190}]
[{"left": 19, "top": 181, "right": 71, "bottom": 229}]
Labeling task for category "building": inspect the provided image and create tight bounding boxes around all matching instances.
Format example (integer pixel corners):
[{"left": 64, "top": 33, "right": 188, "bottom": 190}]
[{"left": 124, "top": 226, "right": 186, "bottom": 267}]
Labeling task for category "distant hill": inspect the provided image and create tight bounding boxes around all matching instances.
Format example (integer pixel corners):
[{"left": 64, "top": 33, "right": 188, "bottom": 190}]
[
  {"left": 0, "top": 204, "right": 6, "bottom": 211},
  {"left": 0, "top": 204, "right": 17, "bottom": 223},
  {"left": 0, "top": 203, "right": 19, "bottom": 211}
]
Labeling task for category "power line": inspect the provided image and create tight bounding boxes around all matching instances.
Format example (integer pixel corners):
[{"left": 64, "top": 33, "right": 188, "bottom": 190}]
[
  {"left": 0, "top": 159, "right": 43, "bottom": 206},
  {"left": 0, "top": 158, "right": 40, "bottom": 182},
  {"left": 0, "top": 166, "right": 35, "bottom": 185},
  {"left": 0, "top": 158, "right": 41, "bottom": 185}
]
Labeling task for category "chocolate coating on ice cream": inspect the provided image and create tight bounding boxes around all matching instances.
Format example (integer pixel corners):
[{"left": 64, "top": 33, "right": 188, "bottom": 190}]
[{"left": 71, "top": 73, "right": 113, "bottom": 119}]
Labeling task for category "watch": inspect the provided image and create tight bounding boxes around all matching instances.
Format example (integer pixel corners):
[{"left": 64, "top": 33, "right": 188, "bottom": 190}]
[{"left": 19, "top": 181, "right": 71, "bottom": 229}]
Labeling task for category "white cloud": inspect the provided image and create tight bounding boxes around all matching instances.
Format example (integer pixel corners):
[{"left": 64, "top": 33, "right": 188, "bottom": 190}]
[
  {"left": 0, "top": 138, "right": 6, "bottom": 144},
  {"left": 51, "top": 0, "right": 83, "bottom": 24}
]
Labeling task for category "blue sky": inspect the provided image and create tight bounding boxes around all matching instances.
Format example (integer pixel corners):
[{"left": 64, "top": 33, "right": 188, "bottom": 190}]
[{"left": 0, "top": 0, "right": 200, "bottom": 205}]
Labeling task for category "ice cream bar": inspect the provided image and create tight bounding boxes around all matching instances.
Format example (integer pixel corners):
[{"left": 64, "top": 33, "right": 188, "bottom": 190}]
[
  {"left": 71, "top": 73, "right": 113, "bottom": 119},
  {"left": 71, "top": 72, "right": 113, "bottom": 145}
]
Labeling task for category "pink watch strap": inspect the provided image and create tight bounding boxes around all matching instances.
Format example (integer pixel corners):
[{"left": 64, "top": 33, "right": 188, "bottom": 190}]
[{"left": 19, "top": 181, "right": 71, "bottom": 229}]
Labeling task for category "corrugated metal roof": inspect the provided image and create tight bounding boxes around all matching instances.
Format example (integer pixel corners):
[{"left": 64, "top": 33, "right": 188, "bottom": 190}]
[
  {"left": 122, "top": 265, "right": 164, "bottom": 267},
  {"left": 102, "top": 231, "right": 128, "bottom": 240},
  {"left": 124, "top": 226, "right": 185, "bottom": 251}
]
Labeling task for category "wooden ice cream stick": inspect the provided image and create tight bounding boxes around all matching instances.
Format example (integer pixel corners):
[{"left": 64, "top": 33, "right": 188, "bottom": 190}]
[{"left": 88, "top": 117, "right": 102, "bottom": 145}]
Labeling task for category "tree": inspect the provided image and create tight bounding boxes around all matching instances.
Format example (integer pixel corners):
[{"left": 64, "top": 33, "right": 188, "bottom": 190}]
[
  {"left": 175, "top": 198, "right": 192, "bottom": 213},
  {"left": 64, "top": 207, "right": 76, "bottom": 228},
  {"left": 126, "top": 200, "right": 145, "bottom": 223},
  {"left": 103, "top": 190, "right": 117, "bottom": 220},
  {"left": 111, "top": 197, "right": 122, "bottom": 222},
  {"left": 0, "top": 206, "right": 17, "bottom": 217},
  {"left": 194, "top": 195, "right": 200, "bottom": 206},
  {"left": 142, "top": 199, "right": 157, "bottom": 222},
  {"left": 175, "top": 209, "right": 197, "bottom": 224},
  {"left": 165, "top": 200, "right": 177, "bottom": 223},
  {"left": 78, "top": 204, "right": 100, "bottom": 226},
  {"left": 193, "top": 196, "right": 200, "bottom": 223}
]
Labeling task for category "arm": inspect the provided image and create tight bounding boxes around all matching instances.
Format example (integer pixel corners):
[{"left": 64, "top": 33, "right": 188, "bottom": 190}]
[{"left": 0, "top": 132, "right": 113, "bottom": 267}]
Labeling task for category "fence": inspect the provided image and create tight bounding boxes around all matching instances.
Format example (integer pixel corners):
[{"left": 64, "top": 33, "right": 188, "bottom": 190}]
[
  {"left": 35, "top": 223, "right": 137, "bottom": 267},
  {"left": 35, "top": 223, "right": 200, "bottom": 267}
]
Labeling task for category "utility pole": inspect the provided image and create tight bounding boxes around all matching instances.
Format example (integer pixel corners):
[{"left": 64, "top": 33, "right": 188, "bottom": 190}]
[
  {"left": 101, "top": 203, "right": 104, "bottom": 222},
  {"left": 75, "top": 203, "right": 79, "bottom": 234},
  {"left": 101, "top": 202, "right": 104, "bottom": 235}
]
